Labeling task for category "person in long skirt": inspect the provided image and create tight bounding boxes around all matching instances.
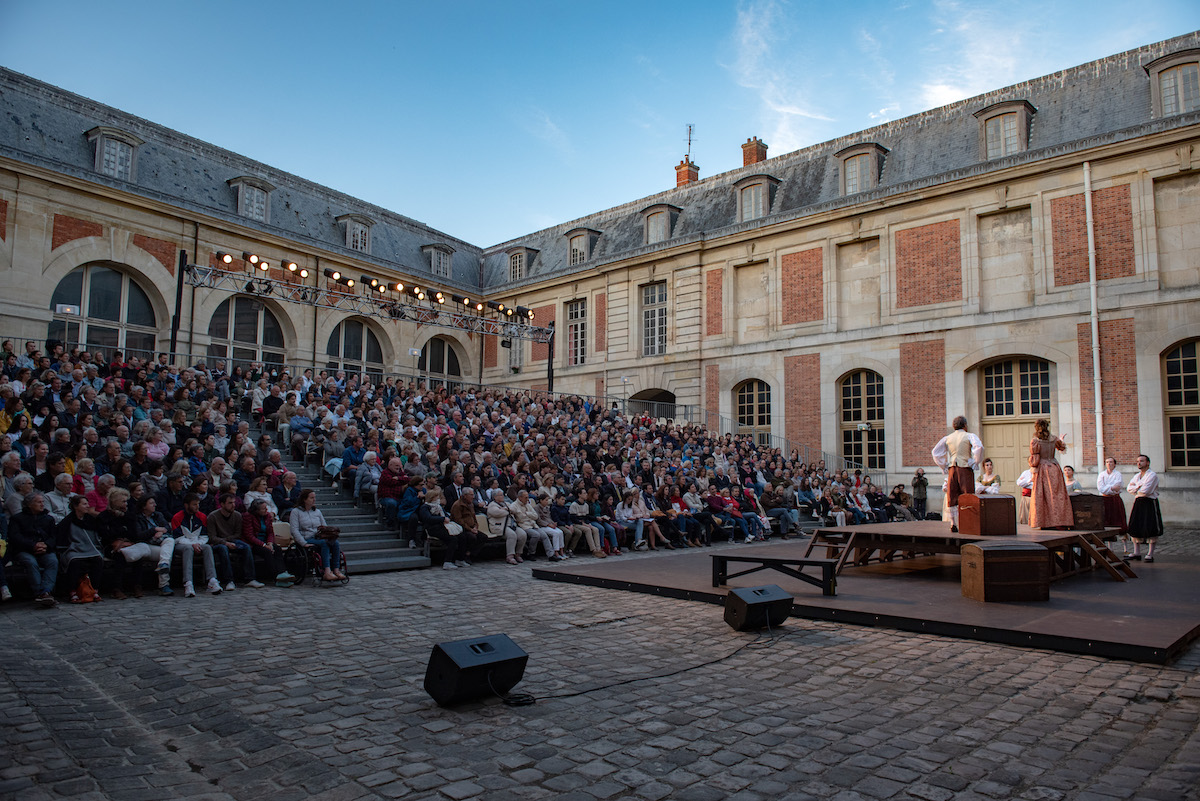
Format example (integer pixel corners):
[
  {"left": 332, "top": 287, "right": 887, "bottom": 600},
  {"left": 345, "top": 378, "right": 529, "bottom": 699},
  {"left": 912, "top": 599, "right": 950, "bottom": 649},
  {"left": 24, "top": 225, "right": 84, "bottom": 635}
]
[
  {"left": 1029, "top": 419, "right": 1074, "bottom": 529},
  {"left": 1096, "top": 456, "right": 1128, "bottom": 552},
  {"left": 1126, "top": 454, "right": 1162, "bottom": 562}
]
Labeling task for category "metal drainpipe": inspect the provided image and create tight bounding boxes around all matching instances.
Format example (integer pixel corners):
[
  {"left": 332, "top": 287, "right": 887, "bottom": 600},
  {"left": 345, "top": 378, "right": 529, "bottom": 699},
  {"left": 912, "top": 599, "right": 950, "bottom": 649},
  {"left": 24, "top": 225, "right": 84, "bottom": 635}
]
[
  {"left": 1084, "top": 161, "right": 1104, "bottom": 468},
  {"left": 312, "top": 255, "right": 319, "bottom": 368}
]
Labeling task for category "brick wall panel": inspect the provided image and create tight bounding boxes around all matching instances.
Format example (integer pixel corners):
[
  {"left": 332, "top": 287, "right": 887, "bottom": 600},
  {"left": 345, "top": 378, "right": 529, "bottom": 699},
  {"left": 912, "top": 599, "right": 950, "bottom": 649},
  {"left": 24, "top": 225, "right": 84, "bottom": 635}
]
[
  {"left": 1051, "top": 184, "right": 1135, "bottom": 286},
  {"left": 530, "top": 304, "right": 556, "bottom": 362},
  {"left": 595, "top": 292, "right": 607, "bottom": 353},
  {"left": 705, "top": 363, "right": 720, "bottom": 416},
  {"left": 705, "top": 269, "right": 724, "bottom": 336},
  {"left": 484, "top": 335, "right": 497, "bottom": 368},
  {"left": 781, "top": 248, "right": 823, "bottom": 325},
  {"left": 895, "top": 220, "right": 961, "bottom": 308},
  {"left": 784, "top": 354, "right": 821, "bottom": 449},
  {"left": 133, "top": 234, "right": 177, "bottom": 275},
  {"left": 52, "top": 214, "right": 102, "bottom": 251},
  {"left": 901, "top": 339, "right": 947, "bottom": 466},
  {"left": 0, "top": 199, "right": 7, "bottom": 242},
  {"left": 1077, "top": 318, "right": 1139, "bottom": 467}
]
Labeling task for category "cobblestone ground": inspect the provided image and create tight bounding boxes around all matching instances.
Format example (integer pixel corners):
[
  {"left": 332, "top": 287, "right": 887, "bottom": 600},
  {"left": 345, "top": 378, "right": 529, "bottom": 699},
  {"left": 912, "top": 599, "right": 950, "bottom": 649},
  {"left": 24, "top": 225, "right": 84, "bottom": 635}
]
[{"left": 2, "top": 530, "right": 1198, "bottom": 801}]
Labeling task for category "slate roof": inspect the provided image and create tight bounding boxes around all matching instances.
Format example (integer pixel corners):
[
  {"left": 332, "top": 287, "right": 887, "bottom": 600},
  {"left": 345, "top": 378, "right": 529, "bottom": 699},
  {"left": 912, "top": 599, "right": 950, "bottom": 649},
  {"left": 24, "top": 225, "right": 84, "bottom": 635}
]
[
  {"left": 479, "top": 31, "right": 1200, "bottom": 288},
  {"left": 2, "top": 31, "right": 1199, "bottom": 295}
]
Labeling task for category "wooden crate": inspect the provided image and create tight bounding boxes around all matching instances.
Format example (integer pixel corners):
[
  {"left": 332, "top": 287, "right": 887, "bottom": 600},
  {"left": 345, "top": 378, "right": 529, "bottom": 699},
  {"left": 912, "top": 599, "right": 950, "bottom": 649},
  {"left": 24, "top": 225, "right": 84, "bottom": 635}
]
[
  {"left": 1070, "top": 493, "right": 1106, "bottom": 531},
  {"left": 958, "top": 494, "right": 1017, "bottom": 536},
  {"left": 961, "top": 542, "right": 1050, "bottom": 602}
]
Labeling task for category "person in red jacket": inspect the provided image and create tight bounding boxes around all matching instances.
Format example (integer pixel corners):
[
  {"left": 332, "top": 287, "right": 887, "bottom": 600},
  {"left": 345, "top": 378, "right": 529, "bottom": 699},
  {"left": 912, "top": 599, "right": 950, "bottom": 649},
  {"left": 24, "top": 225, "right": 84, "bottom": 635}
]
[
  {"left": 377, "top": 456, "right": 408, "bottom": 530},
  {"left": 241, "top": 499, "right": 292, "bottom": 586}
]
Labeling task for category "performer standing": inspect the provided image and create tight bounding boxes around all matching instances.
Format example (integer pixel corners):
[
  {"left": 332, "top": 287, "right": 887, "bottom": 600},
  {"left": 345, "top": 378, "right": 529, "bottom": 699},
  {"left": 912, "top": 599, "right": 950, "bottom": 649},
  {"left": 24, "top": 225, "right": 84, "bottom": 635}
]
[
  {"left": 1096, "top": 456, "right": 1128, "bottom": 552},
  {"left": 1015, "top": 468, "right": 1034, "bottom": 526},
  {"left": 1126, "top": 454, "right": 1162, "bottom": 562},
  {"left": 931, "top": 416, "right": 983, "bottom": 533},
  {"left": 1028, "top": 419, "right": 1074, "bottom": 530}
]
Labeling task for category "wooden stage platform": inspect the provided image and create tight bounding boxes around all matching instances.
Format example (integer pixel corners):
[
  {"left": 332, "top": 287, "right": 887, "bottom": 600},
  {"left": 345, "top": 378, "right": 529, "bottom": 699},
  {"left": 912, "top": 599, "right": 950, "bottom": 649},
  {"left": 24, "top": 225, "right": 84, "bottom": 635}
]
[{"left": 531, "top": 523, "right": 1200, "bottom": 664}]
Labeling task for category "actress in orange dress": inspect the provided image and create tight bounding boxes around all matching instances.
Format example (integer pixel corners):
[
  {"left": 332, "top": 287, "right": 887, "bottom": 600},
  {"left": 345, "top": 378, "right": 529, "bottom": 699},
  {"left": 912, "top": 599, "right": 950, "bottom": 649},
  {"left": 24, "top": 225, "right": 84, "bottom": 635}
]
[{"left": 1029, "top": 419, "right": 1074, "bottom": 529}]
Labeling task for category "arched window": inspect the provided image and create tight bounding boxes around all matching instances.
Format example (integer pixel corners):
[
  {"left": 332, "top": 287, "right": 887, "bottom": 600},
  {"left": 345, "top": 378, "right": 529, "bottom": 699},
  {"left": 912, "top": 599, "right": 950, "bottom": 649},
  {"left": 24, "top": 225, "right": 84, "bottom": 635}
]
[
  {"left": 47, "top": 263, "right": 158, "bottom": 361},
  {"left": 418, "top": 336, "right": 463, "bottom": 388},
  {"left": 206, "top": 297, "right": 285, "bottom": 373},
  {"left": 734, "top": 379, "right": 772, "bottom": 446},
  {"left": 839, "top": 370, "right": 885, "bottom": 470},
  {"left": 1164, "top": 340, "right": 1200, "bottom": 469},
  {"left": 327, "top": 318, "right": 385, "bottom": 382}
]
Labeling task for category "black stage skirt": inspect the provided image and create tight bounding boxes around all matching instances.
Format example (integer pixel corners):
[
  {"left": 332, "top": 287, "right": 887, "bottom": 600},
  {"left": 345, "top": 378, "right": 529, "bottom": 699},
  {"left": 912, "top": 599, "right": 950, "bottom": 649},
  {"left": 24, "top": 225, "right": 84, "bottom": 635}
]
[
  {"left": 1127, "top": 497, "right": 1163, "bottom": 541},
  {"left": 1102, "top": 494, "right": 1127, "bottom": 535}
]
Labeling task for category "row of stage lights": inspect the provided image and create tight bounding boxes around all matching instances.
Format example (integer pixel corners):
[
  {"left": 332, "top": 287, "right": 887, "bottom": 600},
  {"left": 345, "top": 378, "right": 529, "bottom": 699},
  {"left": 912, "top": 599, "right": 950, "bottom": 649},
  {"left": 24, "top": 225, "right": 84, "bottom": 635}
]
[{"left": 215, "top": 250, "right": 535, "bottom": 320}]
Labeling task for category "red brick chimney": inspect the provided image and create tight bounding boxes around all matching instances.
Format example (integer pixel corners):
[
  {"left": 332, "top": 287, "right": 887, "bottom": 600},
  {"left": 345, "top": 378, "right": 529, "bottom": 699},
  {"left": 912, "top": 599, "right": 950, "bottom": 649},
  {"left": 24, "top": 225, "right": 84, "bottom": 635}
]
[
  {"left": 676, "top": 157, "right": 699, "bottom": 187},
  {"left": 742, "top": 136, "right": 768, "bottom": 166}
]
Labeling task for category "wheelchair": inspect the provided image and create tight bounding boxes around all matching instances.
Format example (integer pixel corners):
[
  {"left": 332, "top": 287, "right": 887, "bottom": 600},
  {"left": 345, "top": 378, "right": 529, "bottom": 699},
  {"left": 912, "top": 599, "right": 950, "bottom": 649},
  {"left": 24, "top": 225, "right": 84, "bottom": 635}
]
[{"left": 281, "top": 542, "right": 349, "bottom": 587}]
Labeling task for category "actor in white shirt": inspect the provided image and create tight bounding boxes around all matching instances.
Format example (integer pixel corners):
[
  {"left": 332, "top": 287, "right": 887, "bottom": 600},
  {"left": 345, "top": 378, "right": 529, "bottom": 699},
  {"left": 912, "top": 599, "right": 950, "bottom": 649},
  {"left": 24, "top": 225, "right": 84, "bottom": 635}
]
[{"left": 1125, "top": 454, "right": 1161, "bottom": 562}]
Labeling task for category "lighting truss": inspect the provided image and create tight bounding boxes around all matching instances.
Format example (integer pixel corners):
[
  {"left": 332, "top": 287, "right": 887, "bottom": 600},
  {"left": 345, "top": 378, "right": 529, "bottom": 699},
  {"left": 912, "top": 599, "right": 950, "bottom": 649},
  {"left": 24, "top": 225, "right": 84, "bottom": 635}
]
[{"left": 185, "top": 265, "right": 553, "bottom": 343}]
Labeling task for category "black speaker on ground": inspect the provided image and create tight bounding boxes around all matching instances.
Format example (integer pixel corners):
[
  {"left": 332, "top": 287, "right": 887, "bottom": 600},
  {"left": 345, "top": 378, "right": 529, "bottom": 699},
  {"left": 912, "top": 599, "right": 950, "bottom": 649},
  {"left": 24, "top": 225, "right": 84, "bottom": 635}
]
[
  {"left": 424, "top": 634, "right": 529, "bottom": 707},
  {"left": 723, "top": 585, "right": 793, "bottom": 631}
]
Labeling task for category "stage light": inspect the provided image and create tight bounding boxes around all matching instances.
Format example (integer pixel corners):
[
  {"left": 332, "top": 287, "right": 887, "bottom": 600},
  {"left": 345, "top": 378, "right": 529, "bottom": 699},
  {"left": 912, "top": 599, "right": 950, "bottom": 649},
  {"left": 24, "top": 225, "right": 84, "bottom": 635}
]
[
  {"left": 299, "top": 269, "right": 309, "bottom": 279},
  {"left": 505, "top": 307, "right": 514, "bottom": 316},
  {"left": 451, "top": 293, "right": 469, "bottom": 305},
  {"left": 435, "top": 292, "right": 445, "bottom": 304},
  {"left": 258, "top": 261, "right": 270, "bottom": 271},
  {"left": 243, "top": 280, "right": 255, "bottom": 293},
  {"left": 243, "top": 252, "right": 260, "bottom": 265},
  {"left": 376, "top": 283, "right": 386, "bottom": 293},
  {"left": 324, "top": 269, "right": 341, "bottom": 281},
  {"left": 284, "top": 261, "right": 298, "bottom": 272},
  {"left": 216, "top": 251, "right": 233, "bottom": 265},
  {"left": 486, "top": 301, "right": 504, "bottom": 312},
  {"left": 346, "top": 278, "right": 355, "bottom": 288},
  {"left": 517, "top": 306, "right": 533, "bottom": 319},
  {"left": 474, "top": 301, "right": 484, "bottom": 311},
  {"left": 392, "top": 282, "right": 404, "bottom": 292},
  {"left": 362, "top": 275, "right": 379, "bottom": 288}
]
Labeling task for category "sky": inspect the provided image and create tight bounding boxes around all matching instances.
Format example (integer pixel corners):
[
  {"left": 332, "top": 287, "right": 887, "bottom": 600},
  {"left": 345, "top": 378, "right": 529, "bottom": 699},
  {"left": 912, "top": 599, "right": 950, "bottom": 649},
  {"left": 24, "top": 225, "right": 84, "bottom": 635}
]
[{"left": 2, "top": 1, "right": 1198, "bottom": 246}]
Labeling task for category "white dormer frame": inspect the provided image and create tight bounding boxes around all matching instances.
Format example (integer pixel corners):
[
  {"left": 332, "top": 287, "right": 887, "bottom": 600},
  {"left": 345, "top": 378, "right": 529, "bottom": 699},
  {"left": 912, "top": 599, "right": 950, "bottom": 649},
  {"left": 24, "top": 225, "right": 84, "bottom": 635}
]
[
  {"left": 641, "top": 203, "right": 682, "bottom": 245},
  {"left": 733, "top": 174, "right": 782, "bottom": 223},
  {"left": 1144, "top": 48, "right": 1200, "bottom": 118},
  {"left": 336, "top": 213, "right": 376, "bottom": 254},
  {"left": 973, "top": 100, "right": 1036, "bottom": 161},
  {"left": 564, "top": 227, "right": 601, "bottom": 266},
  {"left": 227, "top": 176, "right": 277, "bottom": 223},
  {"left": 505, "top": 246, "right": 539, "bottom": 281},
  {"left": 422, "top": 243, "right": 455, "bottom": 277},
  {"left": 834, "top": 142, "right": 889, "bottom": 196},
  {"left": 86, "top": 126, "right": 145, "bottom": 182}
]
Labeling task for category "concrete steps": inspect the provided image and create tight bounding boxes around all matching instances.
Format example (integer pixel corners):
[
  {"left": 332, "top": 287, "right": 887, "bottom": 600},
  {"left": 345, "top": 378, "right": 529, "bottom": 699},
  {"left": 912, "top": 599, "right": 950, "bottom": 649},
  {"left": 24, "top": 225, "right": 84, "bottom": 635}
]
[{"left": 282, "top": 457, "right": 428, "bottom": 574}]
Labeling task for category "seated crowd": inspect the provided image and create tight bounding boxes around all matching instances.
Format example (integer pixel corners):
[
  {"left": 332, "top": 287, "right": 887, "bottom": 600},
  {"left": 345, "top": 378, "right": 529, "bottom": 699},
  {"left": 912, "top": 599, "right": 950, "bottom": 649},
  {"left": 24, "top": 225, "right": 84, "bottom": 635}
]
[{"left": 0, "top": 336, "right": 923, "bottom": 603}]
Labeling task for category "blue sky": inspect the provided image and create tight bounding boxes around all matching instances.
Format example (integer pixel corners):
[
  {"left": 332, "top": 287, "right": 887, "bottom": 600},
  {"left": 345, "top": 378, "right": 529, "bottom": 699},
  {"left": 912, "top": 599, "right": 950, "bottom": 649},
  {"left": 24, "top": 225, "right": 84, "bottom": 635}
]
[{"left": 2, "top": 1, "right": 1197, "bottom": 246}]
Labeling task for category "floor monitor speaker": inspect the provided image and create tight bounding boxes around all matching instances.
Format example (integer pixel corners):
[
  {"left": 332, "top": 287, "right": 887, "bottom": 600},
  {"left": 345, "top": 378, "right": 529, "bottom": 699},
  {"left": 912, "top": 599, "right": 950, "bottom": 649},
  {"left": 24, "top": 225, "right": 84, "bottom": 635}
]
[
  {"left": 424, "top": 634, "right": 528, "bottom": 707},
  {"left": 724, "top": 585, "right": 793, "bottom": 631}
]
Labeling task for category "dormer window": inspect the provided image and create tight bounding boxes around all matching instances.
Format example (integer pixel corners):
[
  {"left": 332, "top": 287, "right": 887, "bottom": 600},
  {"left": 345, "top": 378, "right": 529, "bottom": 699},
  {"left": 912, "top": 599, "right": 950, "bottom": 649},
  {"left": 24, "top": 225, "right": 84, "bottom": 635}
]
[
  {"left": 835, "top": 143, "right": 888, "bottom": 195},
  {"left": 565, "top": 228, "right": 600, "bottom": 266},
  {"left": 1146, "top": 49, "right": 1200, "bottom": 118},
  {"left": 422, "top": 244, "right": 454, "bottom": 278},
  {"left": 642, "top": 204, "right": 681, "bottom": 245},
  {"left": 336, "top": 214, "right": 375, "bottom": 254},
  {"left": 506, "top": 246, "right": 538, "bottom": 281},
  {"left": 86, "top": 126, "right": 143, "bottom": 182},
  {"left": 734, "top": 174, "right": 781, "bottom": 222},
  {"left": 973, "top": 100, "right": 1035, "bottom": 160},
  {"left": 227, "top": 176, "right": 276, "bottom": 223}
]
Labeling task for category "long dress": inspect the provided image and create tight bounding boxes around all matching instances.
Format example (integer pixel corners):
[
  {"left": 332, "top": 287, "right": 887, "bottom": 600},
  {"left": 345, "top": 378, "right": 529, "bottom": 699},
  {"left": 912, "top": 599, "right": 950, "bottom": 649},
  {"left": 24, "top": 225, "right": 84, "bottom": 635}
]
[{"left": 1029, "top": 437, "right": 1074, "bottom": 529}]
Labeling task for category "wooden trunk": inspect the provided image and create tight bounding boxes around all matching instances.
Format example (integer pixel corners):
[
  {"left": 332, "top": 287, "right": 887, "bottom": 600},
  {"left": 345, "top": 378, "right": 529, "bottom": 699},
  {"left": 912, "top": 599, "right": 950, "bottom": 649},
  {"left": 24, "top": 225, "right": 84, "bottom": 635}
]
[
  {"left": 958, "top": 494, "right": 1017, "bottom": 536},
  {"left": 1070, "top": 493, "right": 1106, "bottom": 531},
  {"left": 961, "top": 542, "right": 1050, "bottom": 602}
]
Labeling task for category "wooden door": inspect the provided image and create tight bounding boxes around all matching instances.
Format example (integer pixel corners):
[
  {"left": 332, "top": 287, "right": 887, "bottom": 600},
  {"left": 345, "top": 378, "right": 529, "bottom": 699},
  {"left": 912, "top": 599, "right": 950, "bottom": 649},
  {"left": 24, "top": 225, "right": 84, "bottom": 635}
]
[{"left": 981, "top": 421, "right": 1028, "bottom": 491}]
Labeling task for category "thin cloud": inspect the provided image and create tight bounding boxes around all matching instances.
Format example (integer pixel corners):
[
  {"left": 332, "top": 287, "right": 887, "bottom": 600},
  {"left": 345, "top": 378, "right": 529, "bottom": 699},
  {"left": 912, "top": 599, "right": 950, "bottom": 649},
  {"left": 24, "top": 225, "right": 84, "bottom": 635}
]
[
  {"left": 522, "top": 107, "right": 573, "bottom": 158},
  {"left": 916, "top": 0, "right": 1029, "bottom": 109},
  {"left": 729, "top": 0, "right": 833, "bottom": 152}
]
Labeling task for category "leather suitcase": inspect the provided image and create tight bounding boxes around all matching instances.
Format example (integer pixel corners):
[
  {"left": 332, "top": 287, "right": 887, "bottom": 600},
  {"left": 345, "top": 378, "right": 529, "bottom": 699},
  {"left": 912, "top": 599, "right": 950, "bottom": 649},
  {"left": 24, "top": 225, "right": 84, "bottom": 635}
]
[
  {"left": 958, "top": 494, "right": 1017, "bottom": 536},
  {"left": 1069, "top": 493, "right": 1106, "bottom": 531},
  {"left": 961, "top": 542, "right": 1050, "bottom": 602}
]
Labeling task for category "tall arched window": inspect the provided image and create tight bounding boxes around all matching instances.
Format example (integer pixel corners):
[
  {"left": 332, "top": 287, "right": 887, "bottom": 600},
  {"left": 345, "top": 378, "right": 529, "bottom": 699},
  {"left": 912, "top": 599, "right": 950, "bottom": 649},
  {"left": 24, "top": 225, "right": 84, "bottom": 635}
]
[
  {"left": 207, "top": 297, "right": 285, "bottom": 373},
  {"left": 418, "top": 336, "right": 462, "bottom": 388},
  {"left": 1164, "top": 340, "right": 1199, "bottom": 469},
  {"left": 48, "top": 263, "right": 158, "bottom": 361},
  {"left": 327, "top": 319, "right": 385, "bottom": 382},
  {"left": 839, "top": 370, "right": 885, "bottom": 470},
  {"left": 734, "top": 379, "right": 772, "bottom": 446}
]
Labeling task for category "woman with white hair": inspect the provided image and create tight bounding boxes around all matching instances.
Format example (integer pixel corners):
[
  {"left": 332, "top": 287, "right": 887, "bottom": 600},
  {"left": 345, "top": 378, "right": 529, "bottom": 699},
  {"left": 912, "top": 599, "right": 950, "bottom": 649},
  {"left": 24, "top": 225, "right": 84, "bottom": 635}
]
[{"left": 354, "top": 451, "right": 381, "bottom": 501}]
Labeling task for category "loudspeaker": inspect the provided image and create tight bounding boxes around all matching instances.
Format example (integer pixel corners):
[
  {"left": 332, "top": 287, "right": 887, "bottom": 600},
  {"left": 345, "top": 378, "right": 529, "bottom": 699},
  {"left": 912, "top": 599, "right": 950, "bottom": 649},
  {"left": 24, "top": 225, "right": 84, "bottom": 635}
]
[
  {"left": 423, "top": 634, "right": 528, "bottom": 707},
  {"left": 724, "top": 585, "right": 793, "bottom": 631}
]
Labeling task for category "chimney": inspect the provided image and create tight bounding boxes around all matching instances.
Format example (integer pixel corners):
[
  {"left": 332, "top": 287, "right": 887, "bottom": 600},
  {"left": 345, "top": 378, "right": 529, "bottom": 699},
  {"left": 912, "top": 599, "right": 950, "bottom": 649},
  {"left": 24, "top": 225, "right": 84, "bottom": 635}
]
[
  {"left": 676, "top": 157, "right": 699, "bottom": 187},
  {"left": 742, "top": 136, "right": 768, "bottom": 166}
]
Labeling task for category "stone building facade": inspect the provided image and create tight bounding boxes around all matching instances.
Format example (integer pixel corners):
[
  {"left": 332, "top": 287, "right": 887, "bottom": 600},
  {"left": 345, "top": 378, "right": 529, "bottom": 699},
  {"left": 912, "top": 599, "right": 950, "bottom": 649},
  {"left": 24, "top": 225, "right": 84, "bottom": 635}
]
[{"left": 1, "top": 33, "right": 1199, "bottom": 520}]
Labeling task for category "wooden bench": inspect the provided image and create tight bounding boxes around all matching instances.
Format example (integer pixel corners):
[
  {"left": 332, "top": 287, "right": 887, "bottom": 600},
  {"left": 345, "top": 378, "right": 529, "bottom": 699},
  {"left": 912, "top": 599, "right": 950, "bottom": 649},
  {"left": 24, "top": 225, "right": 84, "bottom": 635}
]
[{"left": 711, "top": 553, "right": 838, "bottom": 596}]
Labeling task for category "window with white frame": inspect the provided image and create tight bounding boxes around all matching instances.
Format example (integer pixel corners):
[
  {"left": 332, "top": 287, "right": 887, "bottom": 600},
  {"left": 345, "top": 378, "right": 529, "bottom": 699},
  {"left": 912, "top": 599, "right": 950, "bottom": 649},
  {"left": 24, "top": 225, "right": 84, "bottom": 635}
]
[
  {"left": 740, "top": 184, "right": 765, "bottom": 222},
  {"left": 836, "top": 143, "right": 888, "bottom": 196},
  {"left": 228, "top": 176, "right": 275, "bottom": 223},
  {"left": 641, "top": 282, "right": 667, "bottom": 357},
  {"left": 974, "top": 101, "right": 1035, "bottom": 161},
  {"left": 567, "top": 299, "right": 587, "bottom": 366},
  {"left": 509, "top": 252, "right": 525, "bottom": 281},
  {"left": 569, "top": 235, "right": 587, "bottom": 266},
  {"left": 432, "top": 249, "right": 451, "bottom": 277},
  {"left": 48, "top": 262, "right": 158, "bottom": 362},
  {"left": 647, "top": 212, "right": 668, "bottom": 244},
  {"left": 844, "top": 154, "right": 868, "bottom": 194},
  {"left": 86, "top": 127, "right": 143, "bottom": 182},
  {"left": 336, "top": 214, "right": 374, "bottom": 254},
  {"left": 1146, "top": 49, "right": 1200, "bottom": 118},
  {"left": 734, "top": 175, "right": 780, "bottom": 223}
]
